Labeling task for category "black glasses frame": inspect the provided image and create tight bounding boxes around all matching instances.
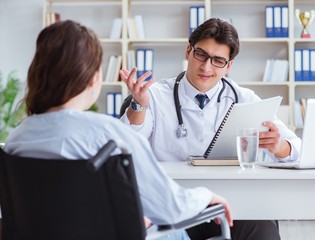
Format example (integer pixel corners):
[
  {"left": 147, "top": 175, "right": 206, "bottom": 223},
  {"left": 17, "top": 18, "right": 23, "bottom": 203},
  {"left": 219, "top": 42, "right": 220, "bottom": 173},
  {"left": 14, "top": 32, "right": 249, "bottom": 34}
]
[{"left": 191, "top": 46, "right": 230, "bottom": 68}]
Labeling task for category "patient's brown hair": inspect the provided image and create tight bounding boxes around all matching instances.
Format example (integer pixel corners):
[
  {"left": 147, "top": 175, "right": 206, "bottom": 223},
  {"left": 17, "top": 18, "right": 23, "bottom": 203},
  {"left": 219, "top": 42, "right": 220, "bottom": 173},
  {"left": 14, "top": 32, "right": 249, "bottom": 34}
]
[{"left": 25, "top": 20, "right": 103, "bottom": 115}]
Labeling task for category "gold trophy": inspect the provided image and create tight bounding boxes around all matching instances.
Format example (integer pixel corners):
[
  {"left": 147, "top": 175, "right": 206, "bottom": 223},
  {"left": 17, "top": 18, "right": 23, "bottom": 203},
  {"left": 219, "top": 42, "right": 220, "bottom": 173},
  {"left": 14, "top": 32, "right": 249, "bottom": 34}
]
[{"left": 296, "top": 9, "right": 315, "bottom": 38}]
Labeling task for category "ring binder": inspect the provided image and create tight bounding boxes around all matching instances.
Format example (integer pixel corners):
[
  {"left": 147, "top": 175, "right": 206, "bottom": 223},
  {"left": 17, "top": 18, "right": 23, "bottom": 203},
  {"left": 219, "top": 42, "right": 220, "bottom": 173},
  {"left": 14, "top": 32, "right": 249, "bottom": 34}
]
[
  {"left": 200, "top": 96, "right": 282, "bottom": 160},
  {"left": 188, "top": 97, "right": 282, "bottom": 165},
  {"left": 203, "top": 103, "right": 234, "bottom": 158}
]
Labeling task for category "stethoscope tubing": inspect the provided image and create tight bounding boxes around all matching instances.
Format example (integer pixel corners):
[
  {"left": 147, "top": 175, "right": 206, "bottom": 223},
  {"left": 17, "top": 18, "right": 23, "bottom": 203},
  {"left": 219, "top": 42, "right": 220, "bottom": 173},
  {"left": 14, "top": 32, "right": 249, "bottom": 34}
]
[{"left": 173, "top": 71, "right": 238, "bottom": 138}]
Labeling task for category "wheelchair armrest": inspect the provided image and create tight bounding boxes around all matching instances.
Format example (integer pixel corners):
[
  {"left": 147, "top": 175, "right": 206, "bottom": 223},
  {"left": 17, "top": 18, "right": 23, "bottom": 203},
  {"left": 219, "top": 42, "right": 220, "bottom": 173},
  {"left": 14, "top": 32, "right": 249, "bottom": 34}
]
[
  {"left": 87, "top": 139, "right": 132, "bottom": 172},
  {"left": 146, "top": 204, "right": 231, "bottom": 240},
  {"left": 87, "top": 140, "right": 117, "bottom": 172}
]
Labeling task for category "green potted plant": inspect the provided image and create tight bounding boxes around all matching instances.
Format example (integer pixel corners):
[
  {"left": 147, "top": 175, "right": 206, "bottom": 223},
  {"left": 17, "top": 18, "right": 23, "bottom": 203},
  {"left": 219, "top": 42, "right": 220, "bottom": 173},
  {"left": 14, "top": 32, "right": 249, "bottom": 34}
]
[{"left": 0, "top": 71, "right": 26, "bottom": 143}]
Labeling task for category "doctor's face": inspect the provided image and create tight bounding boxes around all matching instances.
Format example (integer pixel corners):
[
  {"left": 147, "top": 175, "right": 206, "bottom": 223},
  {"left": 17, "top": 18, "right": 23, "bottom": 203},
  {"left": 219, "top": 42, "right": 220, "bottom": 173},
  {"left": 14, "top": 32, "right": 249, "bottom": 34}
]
[{"left": 185, "top": 38, "right": 233, "bottom": 93}]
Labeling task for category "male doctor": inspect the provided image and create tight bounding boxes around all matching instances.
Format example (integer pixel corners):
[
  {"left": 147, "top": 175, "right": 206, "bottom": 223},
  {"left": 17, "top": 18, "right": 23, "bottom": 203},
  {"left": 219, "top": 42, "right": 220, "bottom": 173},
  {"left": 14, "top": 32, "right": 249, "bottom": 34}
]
[{"left": 120, "top": 18, "right": 301, "bottom": 240}]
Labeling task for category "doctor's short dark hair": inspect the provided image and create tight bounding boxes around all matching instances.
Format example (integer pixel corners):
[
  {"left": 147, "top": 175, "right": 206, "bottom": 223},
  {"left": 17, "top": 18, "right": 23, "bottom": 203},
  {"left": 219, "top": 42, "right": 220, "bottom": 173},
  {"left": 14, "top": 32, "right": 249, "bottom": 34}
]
[{"left": 189, "top": 18, "right": 240, "bottom": 61}]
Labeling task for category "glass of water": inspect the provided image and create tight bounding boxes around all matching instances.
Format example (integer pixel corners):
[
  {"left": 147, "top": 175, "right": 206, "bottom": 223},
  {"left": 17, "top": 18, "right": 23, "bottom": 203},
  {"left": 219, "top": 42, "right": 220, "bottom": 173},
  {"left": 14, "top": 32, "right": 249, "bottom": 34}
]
[{"left": 236, "top": 128, "right": 259, "bottom": 169}]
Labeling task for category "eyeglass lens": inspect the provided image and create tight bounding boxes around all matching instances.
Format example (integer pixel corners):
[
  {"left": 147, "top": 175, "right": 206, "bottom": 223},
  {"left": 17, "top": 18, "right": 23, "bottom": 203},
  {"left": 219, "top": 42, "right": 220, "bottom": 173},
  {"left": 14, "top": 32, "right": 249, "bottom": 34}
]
[{"left": 192, "top": 47, "right": 228, "bottom": 68}]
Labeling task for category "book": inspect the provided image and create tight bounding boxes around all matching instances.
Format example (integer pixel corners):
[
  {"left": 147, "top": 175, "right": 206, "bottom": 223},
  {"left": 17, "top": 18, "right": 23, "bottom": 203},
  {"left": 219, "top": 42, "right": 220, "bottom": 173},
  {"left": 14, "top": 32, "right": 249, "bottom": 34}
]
[
  {"left": 104, "top": 55, "right": 116, "bottom": 82},
  {"left": 104, "top": 55, "right": 122, "bottom": 82},
  {"left": 262, "top": 59, "right": 273, "bottom": 82},
  {"left": 190, "top": 158, "right": 239, "bottom": 166},
  {"left": 109, "top": 18, "right": 122, "bottom": 39},
  {"left": 193, "top": 96, "right": 283, "bottom": 160},
  {"left": 46, "top": 12, "right": 61, "bottom": 26},
  {"left": 127, "top": 50, "right": 136, "bottom": 71},
  {"left": 127, "top": 17, "right": 137, "bottom": 39},
  {"left": 113, "top": 55, "right": 122, "bottom": 82},
  {"left": 134, "top": 15, "right": 145, "bottom": 39},
  {"left": 104, "top": 55, "right": 117, "bottom": 82},
  {"left": 262, "top": 59, "right": 288, "bottom": 82}
]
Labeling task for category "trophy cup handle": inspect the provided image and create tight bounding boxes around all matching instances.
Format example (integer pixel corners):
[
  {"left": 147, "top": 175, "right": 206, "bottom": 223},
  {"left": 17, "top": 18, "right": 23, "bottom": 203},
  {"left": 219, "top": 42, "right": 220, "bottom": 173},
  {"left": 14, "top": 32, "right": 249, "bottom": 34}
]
[
  {"left": 310, "top": 10, "right": 315, "bottom": 25},
  {"left": 295, "top": 9, "right": 302, "bottom": 24}
]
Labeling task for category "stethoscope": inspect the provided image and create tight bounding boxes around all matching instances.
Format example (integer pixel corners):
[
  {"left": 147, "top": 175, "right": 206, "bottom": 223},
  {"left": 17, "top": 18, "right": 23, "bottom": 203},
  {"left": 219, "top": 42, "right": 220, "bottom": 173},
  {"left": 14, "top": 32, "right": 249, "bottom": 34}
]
[{"left": 174, "top": 71, "right": 239, "bottom": 138}]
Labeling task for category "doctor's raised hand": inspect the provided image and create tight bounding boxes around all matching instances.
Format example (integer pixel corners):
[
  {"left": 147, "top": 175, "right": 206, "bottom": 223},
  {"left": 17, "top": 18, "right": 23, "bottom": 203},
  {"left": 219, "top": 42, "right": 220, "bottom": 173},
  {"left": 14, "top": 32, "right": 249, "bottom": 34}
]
[{"left": 119, "top": 67, "right": 155, "bottom": 124}]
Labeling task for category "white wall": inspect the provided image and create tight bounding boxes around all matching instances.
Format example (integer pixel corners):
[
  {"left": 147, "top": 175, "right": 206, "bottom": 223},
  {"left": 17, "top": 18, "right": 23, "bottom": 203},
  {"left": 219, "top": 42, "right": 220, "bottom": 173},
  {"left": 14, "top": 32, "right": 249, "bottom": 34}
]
[{"left": 0, "top": 0, "right": 43, "bottom": 83}]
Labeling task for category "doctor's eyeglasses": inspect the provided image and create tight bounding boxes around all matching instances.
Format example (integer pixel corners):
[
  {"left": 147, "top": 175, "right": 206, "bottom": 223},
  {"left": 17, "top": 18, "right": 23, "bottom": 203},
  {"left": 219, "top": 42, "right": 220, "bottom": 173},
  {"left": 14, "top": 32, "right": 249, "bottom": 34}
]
[{"left": 191, "top": 46, "right": 230, "bottom": 68}]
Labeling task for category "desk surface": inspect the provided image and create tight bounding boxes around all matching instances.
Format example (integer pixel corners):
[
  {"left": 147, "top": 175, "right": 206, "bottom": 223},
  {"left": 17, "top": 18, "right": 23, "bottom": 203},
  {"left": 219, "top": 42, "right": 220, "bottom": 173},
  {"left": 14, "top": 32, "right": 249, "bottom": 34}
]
[
  {"left": 161, "top": 162, "right": 315, "bottom": 180},
  {"left": 161, "top": 162, "right": 315, "bottom": 220}
]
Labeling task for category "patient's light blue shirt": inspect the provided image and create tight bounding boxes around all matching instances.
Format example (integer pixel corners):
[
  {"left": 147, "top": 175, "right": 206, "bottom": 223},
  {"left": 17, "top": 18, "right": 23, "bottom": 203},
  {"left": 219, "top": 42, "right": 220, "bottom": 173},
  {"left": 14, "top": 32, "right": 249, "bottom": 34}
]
[{"left": 5, "top": 109, "right": 211, "bottom": 226}]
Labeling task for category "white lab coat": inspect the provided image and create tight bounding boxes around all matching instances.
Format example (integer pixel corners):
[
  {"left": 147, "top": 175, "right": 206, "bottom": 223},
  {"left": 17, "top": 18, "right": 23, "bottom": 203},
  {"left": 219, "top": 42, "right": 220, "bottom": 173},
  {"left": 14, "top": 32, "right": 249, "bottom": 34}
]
[{"left": 121, "top": 74, "right": 301, "bottom": 162}]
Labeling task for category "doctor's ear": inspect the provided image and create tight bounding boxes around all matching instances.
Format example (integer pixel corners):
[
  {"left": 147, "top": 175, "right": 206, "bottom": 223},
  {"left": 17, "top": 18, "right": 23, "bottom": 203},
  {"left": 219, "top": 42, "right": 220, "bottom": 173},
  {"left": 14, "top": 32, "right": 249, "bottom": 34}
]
[
  {"left": 226, "top": 60, "right": 234, "bottom": 71},
  {"left": 185, "top": 44, "right": 192, "bottom": 60}
]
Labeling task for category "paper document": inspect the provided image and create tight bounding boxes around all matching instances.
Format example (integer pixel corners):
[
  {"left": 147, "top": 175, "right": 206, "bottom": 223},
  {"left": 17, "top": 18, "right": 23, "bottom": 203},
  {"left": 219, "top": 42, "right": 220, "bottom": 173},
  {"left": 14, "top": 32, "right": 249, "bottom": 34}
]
[{"left": 189, "top": 96, "right": 282, "bottom": 163}]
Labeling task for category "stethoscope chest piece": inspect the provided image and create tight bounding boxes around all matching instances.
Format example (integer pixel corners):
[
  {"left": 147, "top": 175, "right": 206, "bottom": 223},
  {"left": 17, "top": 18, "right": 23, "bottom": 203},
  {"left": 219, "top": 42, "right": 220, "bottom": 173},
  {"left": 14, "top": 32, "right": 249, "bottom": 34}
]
[{"left": 176, "top": 124, "right": 188, "bottom": 138}]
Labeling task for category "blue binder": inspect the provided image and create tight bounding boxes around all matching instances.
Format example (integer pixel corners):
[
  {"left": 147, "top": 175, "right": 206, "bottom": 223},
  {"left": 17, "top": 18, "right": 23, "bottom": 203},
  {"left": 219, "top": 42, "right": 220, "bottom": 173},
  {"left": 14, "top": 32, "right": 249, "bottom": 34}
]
[
  {"left": 189, "top": 6, "right": 205, "bottom": 35},
  {"left": 144, "top": 49, "right": 154, "bottom": 81},
  {"left": 136, "top": 48, "right": 154, "bottom": 81},
  {"left": 310, "top": 49, "right": 315, "bottom": 81},
  {"left": 294, "top": 49, "right": 303, "bottom": 81},
  {"left": 281, "top": 6, "right": 289, "bottom": 37},
  {"left": 136, "top": 49, "right": 145, "bottom": 79},
  {"left": 265, "top": 6, "right": 274, "bottom": 38},
  {"left": 273, "top": 6, "right": 281, "bottom": 37},
  {"left": 189, "top": 6, "right": 198, "bottom": 34},
  {"left": 106, "top": 92, "right": 122, "bottom": 118},
  {"left": 302, "top": 49, "right": 310, "bottom": 81}
]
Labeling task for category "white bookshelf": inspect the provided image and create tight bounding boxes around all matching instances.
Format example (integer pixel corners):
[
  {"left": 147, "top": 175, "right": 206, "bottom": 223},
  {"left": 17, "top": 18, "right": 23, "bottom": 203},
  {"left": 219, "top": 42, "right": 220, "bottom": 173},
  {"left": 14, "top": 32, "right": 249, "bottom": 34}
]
[{"left": 43, "top": 0, "right": 315, "bottom": 130}]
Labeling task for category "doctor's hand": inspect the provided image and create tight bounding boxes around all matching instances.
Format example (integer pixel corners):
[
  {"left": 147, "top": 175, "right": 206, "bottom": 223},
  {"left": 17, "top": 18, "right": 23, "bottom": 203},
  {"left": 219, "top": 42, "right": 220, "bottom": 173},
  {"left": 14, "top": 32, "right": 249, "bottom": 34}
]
[
  {"left": 259, "top": 121, "right": 291, "bottom": 158},
  {"left": 209, "top": 193, "right": 233, "bottom": 227},
  {"left": 119, "top": 67, "right": 155, "bottom": 107}
]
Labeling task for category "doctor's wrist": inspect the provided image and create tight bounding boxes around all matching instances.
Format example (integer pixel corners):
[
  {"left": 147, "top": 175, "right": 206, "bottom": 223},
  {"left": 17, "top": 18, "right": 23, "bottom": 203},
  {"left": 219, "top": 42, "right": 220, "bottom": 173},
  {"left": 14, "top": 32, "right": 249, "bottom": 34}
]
[
  {"left": 274, "top": 139, "right": 291, "bottom": 158},
  {"left": 130, "top": 98, "right": 148, "bottom": 112}
]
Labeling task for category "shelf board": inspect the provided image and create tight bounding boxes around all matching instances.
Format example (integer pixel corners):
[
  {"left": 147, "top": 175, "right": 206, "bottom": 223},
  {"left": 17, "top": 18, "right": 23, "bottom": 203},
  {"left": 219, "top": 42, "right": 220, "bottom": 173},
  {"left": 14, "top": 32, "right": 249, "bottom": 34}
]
[
  {"left": 47, "top": 0, "right": 121, "bottom": 6},
  {"left": 294, "top": 82, "right": 315, "bottom": 86},
  {"left": 126, "top": 38, "right": 290, "bottom": 44},
  {"left": 240, "top": 38, "right": 289, "bottom": 43},
  {"left": 102, "top": 81, "right": 124, "bottom": 86},
  {"left": 211, "top": 0, "right": 288, "bottom": 5},
  {"left": 130, "top": 0, "right": 203, "bottom": 5},
  {"left": 294, "top": 39, "right": 315, "bottom": 43},
  {"left": 238, "top": 82, "right": 290, "bottom": 86},
  {"left": 99, "top": 38, "right": 123, "bottom": 44},
  {"left": 128, "top": 38, "right": 189, "bottom": 44}
]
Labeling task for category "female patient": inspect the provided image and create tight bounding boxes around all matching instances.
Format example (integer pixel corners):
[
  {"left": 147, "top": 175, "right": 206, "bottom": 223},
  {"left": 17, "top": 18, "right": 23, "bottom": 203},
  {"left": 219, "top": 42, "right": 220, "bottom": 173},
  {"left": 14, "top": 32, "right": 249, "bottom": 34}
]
[{"left": 4, "top": 20, "right": 232, "bottom": 239}]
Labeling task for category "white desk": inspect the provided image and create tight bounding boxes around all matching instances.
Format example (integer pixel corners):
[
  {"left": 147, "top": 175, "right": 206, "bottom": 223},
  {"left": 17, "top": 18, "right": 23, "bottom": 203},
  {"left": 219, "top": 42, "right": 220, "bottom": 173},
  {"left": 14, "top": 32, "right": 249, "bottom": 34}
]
[{"left": 161, "top": 162, "right": 315, "bottom": 220}]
